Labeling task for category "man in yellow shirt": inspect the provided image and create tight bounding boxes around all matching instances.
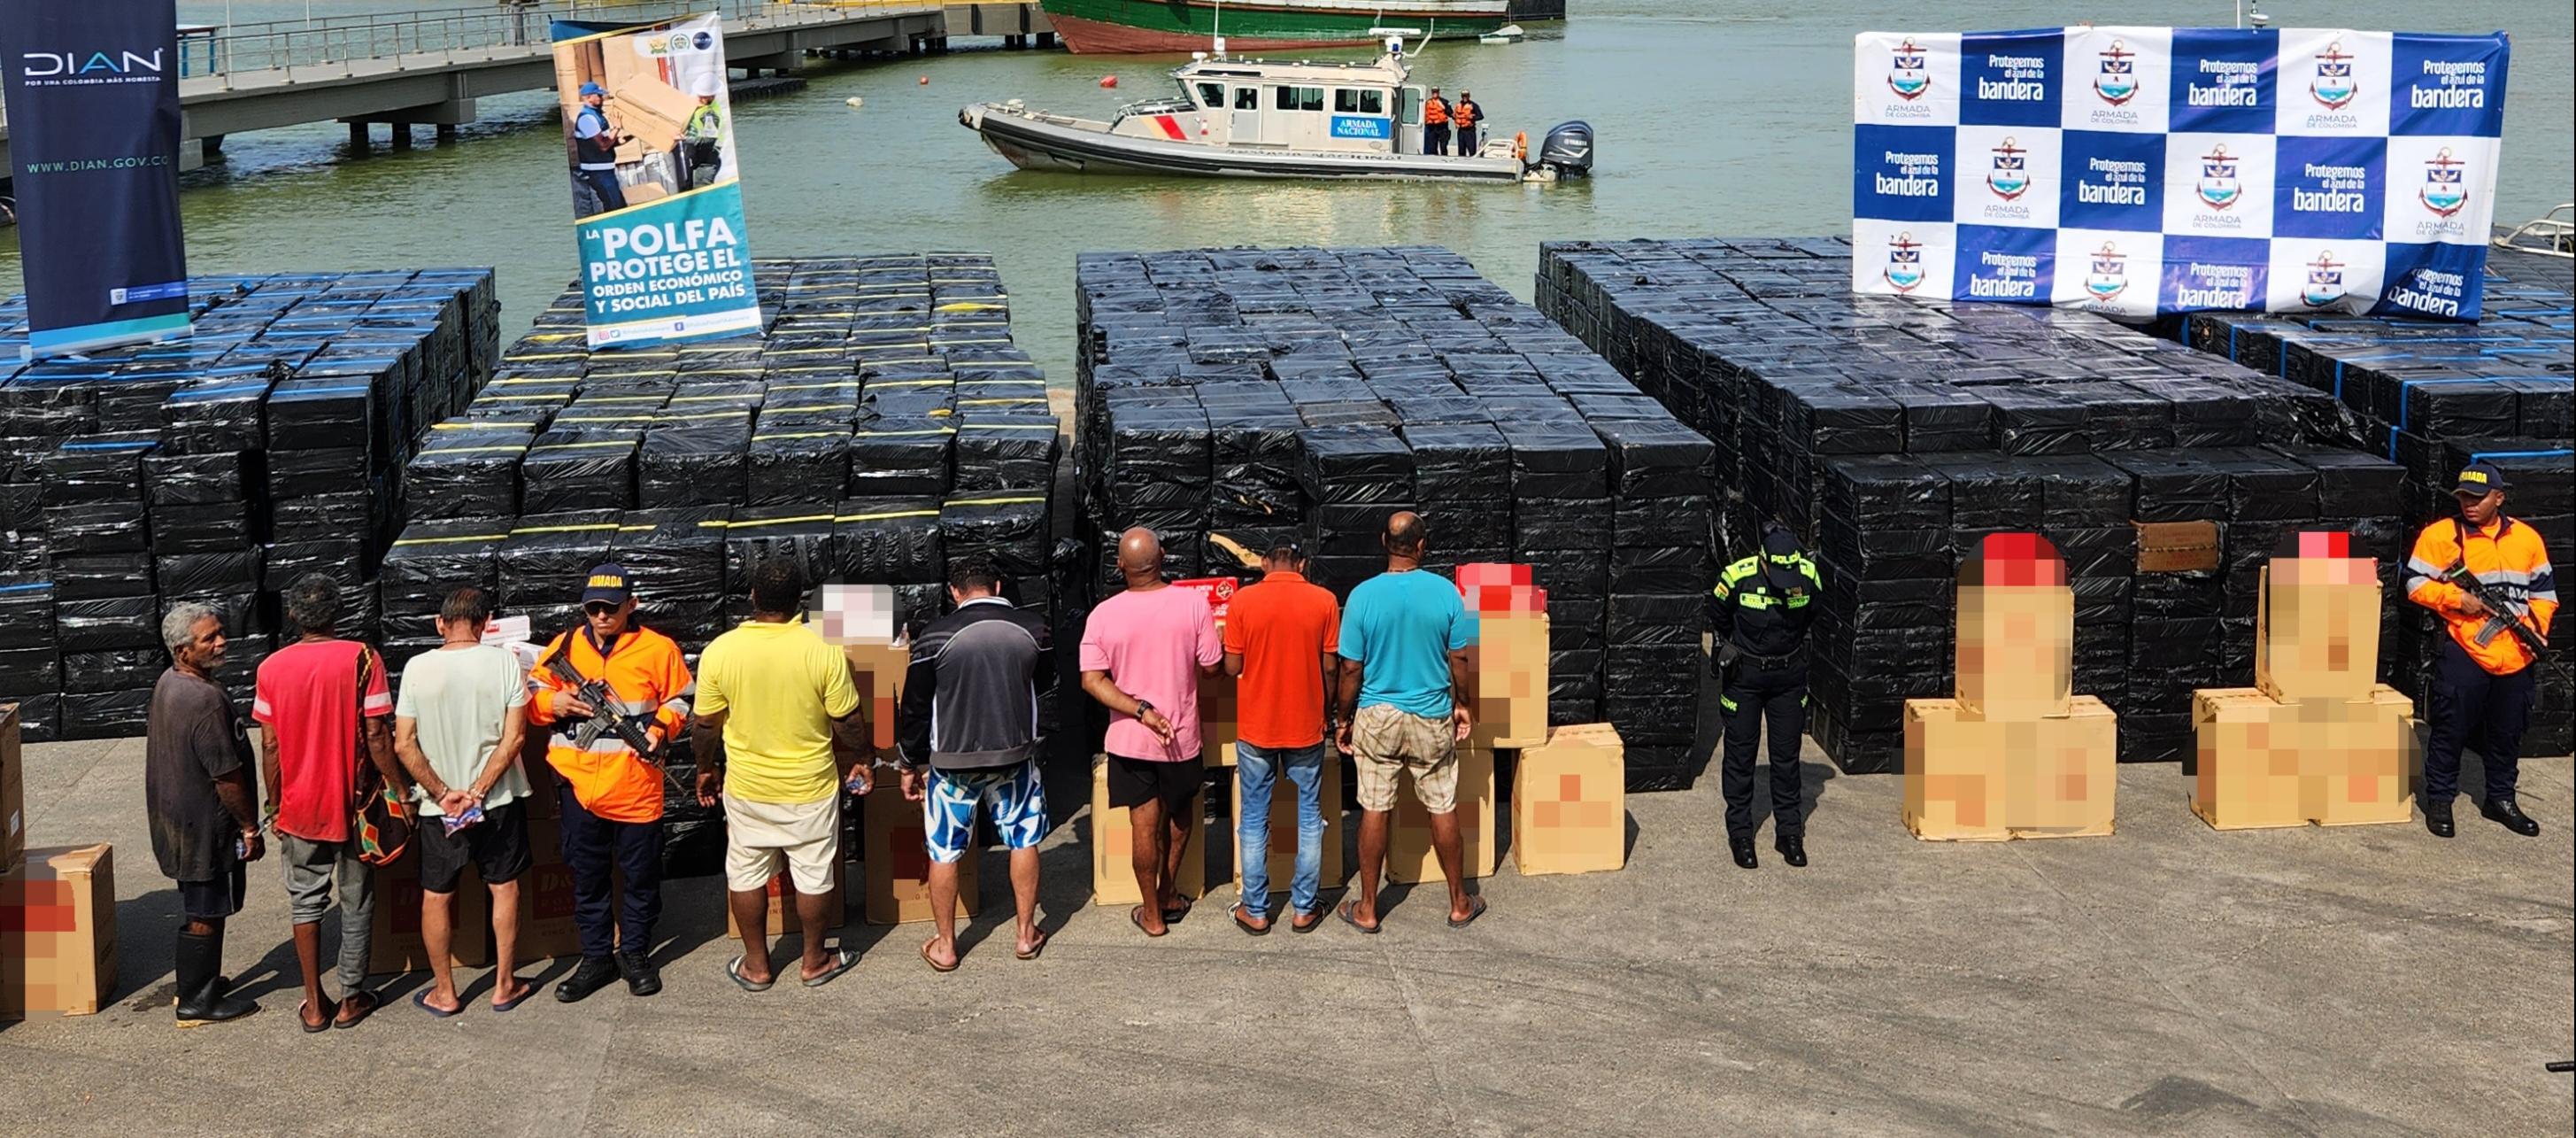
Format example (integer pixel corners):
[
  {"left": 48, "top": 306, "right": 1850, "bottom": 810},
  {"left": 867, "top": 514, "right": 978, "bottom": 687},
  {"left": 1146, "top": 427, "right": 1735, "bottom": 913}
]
[{"left": 692, "top": 560, "right": 865, "bottom": 988}]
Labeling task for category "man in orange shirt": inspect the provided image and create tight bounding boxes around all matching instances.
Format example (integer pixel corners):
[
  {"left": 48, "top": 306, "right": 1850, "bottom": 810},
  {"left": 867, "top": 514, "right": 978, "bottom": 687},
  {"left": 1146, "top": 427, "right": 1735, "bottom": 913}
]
[
  {"left": 2405, "top": 463, "right": 2557, "bottom": 839},
  {"left": 1222, "top": 543, "right": 1339, "bottom": 934},
  {"left": 528, "top": 564, "right": 694, "bottom": 1001}
]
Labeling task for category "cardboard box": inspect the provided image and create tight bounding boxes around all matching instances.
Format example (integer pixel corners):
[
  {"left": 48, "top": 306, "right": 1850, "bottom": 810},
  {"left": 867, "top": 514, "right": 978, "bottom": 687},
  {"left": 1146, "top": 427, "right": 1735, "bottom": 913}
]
[
  {"left": 520, "top": 733, "right": 561, "bottom": 821},
  {"left": 1467, "top": 612, "right": 1550, "bottom": 749},
  {"left": 1199, "top": 670, "right": 1240, "bottom": 767},
  {"left": 1091, "top": 757, "right": 1208, "bottom": 907},
  {"left": 844, "top": 642, "right": 910, "bottom": 754},
  {"left": 0, "top": 704, "right": 21, "bottom": 872},
  {"left": 2134, "top": 520, "right": 2222, "bottom": 573},
  {"left": 1389, "top": 745, "right": 1497, "bottom": 883},
  {"left": 2193, "top": 685, "right": 2417, "bottom": 830},
  {"left": 1230, "top": 749, "right": 1346, "bottom": 895},
  {"left": 1, "top": 843, "right": 116, "bottom": 1018},
  {"left": 1513, "top": 724, "right": 1626, "bottom": 876},
  {"left": 723, "top": 858, "right": 847, "bottom": 940},
  {"left": 2255, "top": 556, "right": 2382, "bottom": 704},
  {"left": 370, "top": 844, "right": 494, "bottom": 974},
  {"left": 513, "top": 837, "right": 588, "bottom": 961},
  {"left": 1953, "top": 534, "right": 2075, "bottom": 722},
  {"left": 860, "top": 768, "right": 979, "bottom": 925},
  {"left": 1904, "top": 696, "right": 2117, "bottom": 840}
]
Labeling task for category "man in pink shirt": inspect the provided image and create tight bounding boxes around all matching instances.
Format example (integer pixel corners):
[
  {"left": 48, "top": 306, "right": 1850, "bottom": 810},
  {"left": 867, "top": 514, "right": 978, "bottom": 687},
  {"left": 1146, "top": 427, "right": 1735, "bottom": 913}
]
[{"left": 1080, "top": 528, "right": 1222, "bottom": 937}]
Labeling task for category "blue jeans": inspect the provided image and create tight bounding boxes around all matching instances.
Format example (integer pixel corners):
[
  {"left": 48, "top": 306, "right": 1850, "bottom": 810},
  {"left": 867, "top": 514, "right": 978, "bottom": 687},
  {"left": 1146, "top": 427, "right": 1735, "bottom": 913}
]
[{"left": 1235, "top": 741, "right": 1326, "bottom": 919}]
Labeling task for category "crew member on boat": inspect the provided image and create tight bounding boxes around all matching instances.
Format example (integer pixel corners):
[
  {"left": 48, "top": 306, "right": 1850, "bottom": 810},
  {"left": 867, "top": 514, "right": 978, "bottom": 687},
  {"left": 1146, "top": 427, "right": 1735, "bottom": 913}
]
[
  {"left": 1423, "top": 88, "right": 1451, "bottom": 156},
  {"left": 1454, "top": 91, "right": 1484, "bottom": 156}
]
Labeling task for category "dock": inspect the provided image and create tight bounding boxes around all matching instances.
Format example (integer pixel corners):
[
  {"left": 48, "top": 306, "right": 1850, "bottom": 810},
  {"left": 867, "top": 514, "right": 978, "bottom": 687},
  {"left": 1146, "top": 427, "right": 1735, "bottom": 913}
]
[{"left": 0, "top": 0, "right": 1053, "bottom": 171}]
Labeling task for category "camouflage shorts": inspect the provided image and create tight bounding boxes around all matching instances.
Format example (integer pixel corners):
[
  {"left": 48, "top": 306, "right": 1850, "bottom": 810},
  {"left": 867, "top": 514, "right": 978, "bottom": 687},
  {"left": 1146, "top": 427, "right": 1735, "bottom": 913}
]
[{"left": 1352, "top": 703, "right": 1457, "bottom": 813}]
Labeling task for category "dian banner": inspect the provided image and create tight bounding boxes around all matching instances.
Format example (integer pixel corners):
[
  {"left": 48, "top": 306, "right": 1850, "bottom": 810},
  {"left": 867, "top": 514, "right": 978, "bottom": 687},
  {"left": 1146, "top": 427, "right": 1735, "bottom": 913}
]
[
  {"left": 0, "top": 0, "right": 192, "bottom": 357},
  {"left": 1852, "top": 27, "right": 2510, "bottom": 321},
  {"left": 551, "top": 13, "right": 760, "bottom": 349}
]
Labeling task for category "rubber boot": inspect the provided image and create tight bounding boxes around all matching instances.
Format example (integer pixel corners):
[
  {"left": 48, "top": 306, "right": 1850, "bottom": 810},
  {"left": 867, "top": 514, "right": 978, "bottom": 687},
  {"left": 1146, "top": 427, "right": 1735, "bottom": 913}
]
[{"left": 174, "top": 928, "right": 260, "bottom": 1027}]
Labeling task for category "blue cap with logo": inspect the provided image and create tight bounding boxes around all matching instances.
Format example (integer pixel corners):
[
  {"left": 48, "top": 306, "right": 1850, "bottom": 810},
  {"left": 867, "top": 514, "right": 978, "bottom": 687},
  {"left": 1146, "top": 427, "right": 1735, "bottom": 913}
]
[
  {"left": 578, "top": 81, "right": 607, "bottom": 97},
  {"left": 2452, "top": 461, "right": 2508, "bottom": 497},
  {"left": 582, "top": 563, "right": 633, "bottom": 607}
]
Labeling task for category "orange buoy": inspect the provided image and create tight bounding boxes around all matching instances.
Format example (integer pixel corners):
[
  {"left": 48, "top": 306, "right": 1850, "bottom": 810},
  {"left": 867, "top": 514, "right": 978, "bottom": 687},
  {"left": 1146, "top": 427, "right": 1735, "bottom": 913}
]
[
  {"left": 917, "top": 74, "right": 929, "bottom": 85},
  {"left": 1099, "top": 74, "right": 1118, "bottom": 88}
]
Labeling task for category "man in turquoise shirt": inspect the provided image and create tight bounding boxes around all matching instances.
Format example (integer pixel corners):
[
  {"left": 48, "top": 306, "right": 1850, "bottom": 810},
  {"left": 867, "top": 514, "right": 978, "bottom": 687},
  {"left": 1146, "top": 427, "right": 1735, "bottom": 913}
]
[{"left": 1332, "top": 511, "right": 1485, "bottom": 933}]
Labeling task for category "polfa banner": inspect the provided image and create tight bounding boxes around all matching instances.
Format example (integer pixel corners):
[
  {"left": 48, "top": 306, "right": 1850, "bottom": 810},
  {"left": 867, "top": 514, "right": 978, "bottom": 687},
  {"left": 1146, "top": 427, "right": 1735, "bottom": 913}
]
[
  {"left": 1852, "top": 27, "right": 2509, "bottom": 321},
  {"left": 551, "top": 12, "right": 759, "bottom": 348},
  {"left": 0, "top": 0, "right": 191, "bottom": 357}
]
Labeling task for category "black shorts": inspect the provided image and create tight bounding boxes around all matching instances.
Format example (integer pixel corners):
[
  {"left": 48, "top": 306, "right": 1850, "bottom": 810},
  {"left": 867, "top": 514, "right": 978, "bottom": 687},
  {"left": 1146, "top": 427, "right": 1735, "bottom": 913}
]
[
  {"left": 418, "top": 801, "right": 534, "bottom": 894},
  {"left": 1107, "top": 755, "right": 1201, "bottom": 817},
  {"left": 178, "top": 862, "right": 248, "bottom": 920}
]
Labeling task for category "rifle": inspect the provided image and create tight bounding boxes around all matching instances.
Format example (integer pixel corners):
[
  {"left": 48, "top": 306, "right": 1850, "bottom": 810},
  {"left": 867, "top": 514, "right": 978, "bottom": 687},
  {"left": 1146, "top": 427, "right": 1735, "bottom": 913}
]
[
  {"left": 2441, "top": 562, "right": 2561, "bottom": 671},
  {"left": 544, "top": 652, "right": 667, "bottom": 763}
]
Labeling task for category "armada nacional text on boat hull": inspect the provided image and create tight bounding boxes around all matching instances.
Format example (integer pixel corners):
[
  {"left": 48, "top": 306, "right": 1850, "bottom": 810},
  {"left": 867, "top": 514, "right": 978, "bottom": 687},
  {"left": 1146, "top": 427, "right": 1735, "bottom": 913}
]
[
  {"left": 1040, "top": 0, "right": 1510, "bottom": 53},
  {"left": 960, "top": 40, "right": 1593, "bottom": 183}
]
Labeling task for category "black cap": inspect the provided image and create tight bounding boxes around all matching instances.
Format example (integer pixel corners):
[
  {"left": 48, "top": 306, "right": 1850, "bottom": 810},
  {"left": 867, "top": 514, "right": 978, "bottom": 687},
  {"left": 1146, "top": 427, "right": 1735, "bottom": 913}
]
[
  {"left": 2452, "top": 461, "right": 2508, "bottom": 497},
  {"left": 581, "top": 563, "right": 633, "bottom": 607}
]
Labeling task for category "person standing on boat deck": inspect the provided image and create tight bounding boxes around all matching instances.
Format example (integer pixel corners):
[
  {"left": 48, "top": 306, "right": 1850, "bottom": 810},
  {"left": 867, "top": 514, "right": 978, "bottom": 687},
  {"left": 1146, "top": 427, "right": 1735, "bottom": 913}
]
[
  {"left": 1454, "top": 92, "right": 1483, "bottom": 156},
  {"left": 1423, "top": 88, "right": 1452, "bottom": 156},
  {"left": 572, "top": 82, "right": 629, "bottom": 215}
]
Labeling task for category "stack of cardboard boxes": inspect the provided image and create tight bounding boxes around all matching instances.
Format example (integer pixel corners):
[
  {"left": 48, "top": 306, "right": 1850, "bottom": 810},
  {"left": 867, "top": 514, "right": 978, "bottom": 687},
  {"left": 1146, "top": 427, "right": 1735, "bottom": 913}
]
[
  {"left": 2, "top": 703, "right": 120, "bottom": 1019},
  {"left": 1091, "top": 756, "right": 1208, "bottom": 905},
  {"left": 1905, "top": 535, "right": 2121, "bottom": 840},
  {"left": 2192, "top": 533, "right": 2418, "bottom": 829}
]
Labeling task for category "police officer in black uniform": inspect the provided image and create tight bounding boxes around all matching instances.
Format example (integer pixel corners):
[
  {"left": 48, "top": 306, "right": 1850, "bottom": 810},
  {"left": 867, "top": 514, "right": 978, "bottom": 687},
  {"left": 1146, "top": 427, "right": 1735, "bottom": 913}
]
[{"left": 1710, "top": 523, "right": 1823, "bottom": 869}]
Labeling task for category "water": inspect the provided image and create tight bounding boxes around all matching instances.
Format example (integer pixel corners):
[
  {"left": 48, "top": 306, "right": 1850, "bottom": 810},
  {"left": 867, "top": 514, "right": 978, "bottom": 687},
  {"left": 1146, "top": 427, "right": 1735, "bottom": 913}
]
[{"left": 4, "top": 0, "right": 2572, "bottom": 385}]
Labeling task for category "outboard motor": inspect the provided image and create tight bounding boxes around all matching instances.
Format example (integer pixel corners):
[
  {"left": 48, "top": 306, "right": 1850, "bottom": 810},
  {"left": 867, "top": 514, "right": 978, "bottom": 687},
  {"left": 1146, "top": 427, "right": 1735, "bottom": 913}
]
[{"left": 1537, "top": 120, "right": 1593, "bottom": 177}]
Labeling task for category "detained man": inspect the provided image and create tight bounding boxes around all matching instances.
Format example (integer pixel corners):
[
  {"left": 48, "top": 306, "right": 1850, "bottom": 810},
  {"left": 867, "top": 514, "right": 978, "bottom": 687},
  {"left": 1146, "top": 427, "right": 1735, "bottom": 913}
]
[{"left": 1080, "top": 528, "right": 1222, "bottom": 938}]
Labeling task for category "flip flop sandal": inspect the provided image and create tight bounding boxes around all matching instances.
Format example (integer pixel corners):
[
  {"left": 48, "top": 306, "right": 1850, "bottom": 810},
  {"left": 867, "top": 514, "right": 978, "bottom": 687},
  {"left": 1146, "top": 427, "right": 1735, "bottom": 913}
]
[
  {"left": 491, "top": 981, "right": 537, "bottom": 1013},
  {"left": 919, "top": 938, "right": 960, "bottom": 973},
  {"left": 334, "top": 991, "right": 381, "bottom": 1029},
  {"left": 1335, "top": 899, "right": 1381, "bottom": 935},
  {"left": 726, "top": 956, "right": 775, "bottom": 993},
  {"left": 1014, "top": 929, "right": 1050, "bottom": 961},
  {"left": 411, "top": 990, "right": 465, "bottom": 1019},
  {"left": 1229, "top": 903, "right": 1271, "bottom": 936},
  {"left": 1446, "top": 896, "right": 1490, "bottom": 930},
  {"left": 1290, "top": 910, "right": 1326, "bottom": 934},
  {"left": 1129, "top": 905, "right": 1168, "bottom": 938},
  {"left": 801, "top": 948, "right": 861, "bottom": 988},
  {"left": 1162, "top": 897, "right": 1193, "bottom": 925},
  {"left": 299, "top": 996, "right": 337, "bottom": 1033}
]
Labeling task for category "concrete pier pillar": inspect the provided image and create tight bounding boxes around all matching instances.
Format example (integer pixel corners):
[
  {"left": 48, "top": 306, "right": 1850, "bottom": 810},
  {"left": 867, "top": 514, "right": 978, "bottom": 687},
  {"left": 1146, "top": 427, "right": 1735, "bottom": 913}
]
[
  {"left": 1037, "top": 32, "right": 1055, "bottom": 48},
  {"left": 203, "top": 134, "right": 228, "bottom": 155},
  {"left": 349, "top": 121, "right": 370, "bottom": 151},
  {"left": 436, "top": 123, "right": 458, "bottom": 142},
  {"left": 390, "top": 123, "right": 414, "bottom": 151}
]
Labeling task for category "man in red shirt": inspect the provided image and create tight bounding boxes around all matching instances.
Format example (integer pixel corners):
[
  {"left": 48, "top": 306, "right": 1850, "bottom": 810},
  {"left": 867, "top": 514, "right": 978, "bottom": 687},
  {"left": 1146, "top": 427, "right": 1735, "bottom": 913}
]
[
  {"left": 255, "top": 573, "right": 407, "bottom": 1031},
  {"left": 1222, "top": 543, "right": 1339, "bottom": 934}
]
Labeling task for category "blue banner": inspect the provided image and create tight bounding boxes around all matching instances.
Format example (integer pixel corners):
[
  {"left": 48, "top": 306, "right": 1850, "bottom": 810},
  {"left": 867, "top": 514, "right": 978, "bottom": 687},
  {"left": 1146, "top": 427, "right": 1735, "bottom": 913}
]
[
  {"left": 1, "top": 0, "right": 191, "bottom": 357},
  {"left": 554, "top": 13, "right": 760, "bottom": 348},
  {"left": 1854, "top": 27, "right": 2510, "bottom": 321}
]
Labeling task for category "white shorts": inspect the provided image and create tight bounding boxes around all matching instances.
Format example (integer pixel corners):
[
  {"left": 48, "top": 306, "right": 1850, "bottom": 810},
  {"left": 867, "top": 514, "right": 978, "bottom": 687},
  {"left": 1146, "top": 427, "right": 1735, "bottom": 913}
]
[{"left": 723, "top": 794, "right": 842, "bottom": 896}]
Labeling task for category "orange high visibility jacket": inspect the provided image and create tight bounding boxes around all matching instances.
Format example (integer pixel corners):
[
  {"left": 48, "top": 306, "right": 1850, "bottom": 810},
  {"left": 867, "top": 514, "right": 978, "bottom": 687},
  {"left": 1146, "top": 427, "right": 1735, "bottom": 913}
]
[
  {"left": 528, "top": 624, "right": 694, "bottom": 823},
  {"left": 1453, "top": 100, "right": 1480, "bottom": 128},
  {"left": 2405, "top": 515, "right": 2558, "bottom": 676},
  {"left": 1423, "top": 97, "right": 1449, "bottom": 126}
]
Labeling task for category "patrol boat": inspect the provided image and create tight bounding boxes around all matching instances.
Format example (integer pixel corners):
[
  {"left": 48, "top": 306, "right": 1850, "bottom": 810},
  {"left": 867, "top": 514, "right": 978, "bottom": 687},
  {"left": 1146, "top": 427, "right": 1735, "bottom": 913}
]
[{"left": 959, "top": 35, "right": 1593, "bottom": 182}]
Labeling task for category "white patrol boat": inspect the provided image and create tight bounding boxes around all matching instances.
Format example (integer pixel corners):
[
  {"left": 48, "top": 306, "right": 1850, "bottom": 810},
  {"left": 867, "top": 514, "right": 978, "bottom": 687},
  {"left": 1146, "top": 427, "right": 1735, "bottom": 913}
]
[{"left": 960, "top": 35, "right": 1592, "bottom": 182}]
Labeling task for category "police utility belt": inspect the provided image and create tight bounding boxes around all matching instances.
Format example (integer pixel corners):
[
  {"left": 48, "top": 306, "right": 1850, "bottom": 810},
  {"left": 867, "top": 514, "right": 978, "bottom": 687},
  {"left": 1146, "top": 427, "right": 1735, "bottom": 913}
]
[{"left": 1722, "top": 640, "right": 1809, "bottom": 672}]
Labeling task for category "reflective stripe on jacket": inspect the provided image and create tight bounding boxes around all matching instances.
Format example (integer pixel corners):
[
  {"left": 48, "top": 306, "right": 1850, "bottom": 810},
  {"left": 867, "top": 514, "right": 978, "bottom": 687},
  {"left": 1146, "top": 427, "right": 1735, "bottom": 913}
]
[
  {"left": 1710, "top": 550, "right": 1823, "bottom": 660},
  {"left": 528, "top": 624, "right": 694, "bottom": 823},
  {"left": 2405, "top": 515, "right": 2558, "bottom": 676}
]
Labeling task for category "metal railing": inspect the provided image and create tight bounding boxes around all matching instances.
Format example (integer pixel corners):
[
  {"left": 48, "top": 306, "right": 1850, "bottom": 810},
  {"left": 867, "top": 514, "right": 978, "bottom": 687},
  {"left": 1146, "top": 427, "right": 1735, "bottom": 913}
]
[{"left": 180, "top": 0, "right": 936, "bottom": 80}]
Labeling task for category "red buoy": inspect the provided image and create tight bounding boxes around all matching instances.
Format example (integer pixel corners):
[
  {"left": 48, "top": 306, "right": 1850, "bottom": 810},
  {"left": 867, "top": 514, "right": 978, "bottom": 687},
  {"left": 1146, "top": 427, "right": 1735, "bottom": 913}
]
[
  {"left": 917, "top": 75, "right": 929, "bottom": 85},
  {"left": 1099, "top": 74, "right": 1118, "bottom": 88}
]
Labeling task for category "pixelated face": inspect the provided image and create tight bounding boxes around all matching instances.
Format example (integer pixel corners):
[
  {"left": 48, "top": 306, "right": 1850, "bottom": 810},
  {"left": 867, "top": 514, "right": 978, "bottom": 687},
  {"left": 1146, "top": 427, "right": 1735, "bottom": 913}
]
[
  {"left": 2265, "top": 530, "right": 2379, "bottom": 687},
  {"left": 1959, "top": 531, "right": 2067, "bottom": 587},
  {"left": 815, "top": 582, "right": 899, "bottom": 646}
]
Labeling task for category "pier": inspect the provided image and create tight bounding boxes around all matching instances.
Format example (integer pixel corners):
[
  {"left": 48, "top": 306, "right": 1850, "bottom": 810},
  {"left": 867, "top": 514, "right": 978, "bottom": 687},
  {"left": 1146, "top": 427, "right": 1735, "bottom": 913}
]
[{"left": 0, "top": 0, "right": 1053, "bottom": 171}]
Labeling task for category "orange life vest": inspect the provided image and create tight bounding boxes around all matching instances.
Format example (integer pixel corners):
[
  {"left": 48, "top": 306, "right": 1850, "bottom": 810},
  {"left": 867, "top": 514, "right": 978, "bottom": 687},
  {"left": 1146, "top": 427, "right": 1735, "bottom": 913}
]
[
  {"left": 1454, "top": 101, "right": 1479, "bottom": 128},
  {"left": 2405, "top": 515, "right": 2560, "bottom": 675},
  {"left": 1423, "top": 97, "right": 1449, "bottom": 126}
]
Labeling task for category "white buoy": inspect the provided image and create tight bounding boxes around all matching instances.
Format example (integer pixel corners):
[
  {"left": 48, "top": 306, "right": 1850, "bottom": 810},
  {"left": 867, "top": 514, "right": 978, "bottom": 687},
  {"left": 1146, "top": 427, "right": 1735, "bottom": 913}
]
[{"left": 845, "top": 96, "right": 864, "bottom": 108}]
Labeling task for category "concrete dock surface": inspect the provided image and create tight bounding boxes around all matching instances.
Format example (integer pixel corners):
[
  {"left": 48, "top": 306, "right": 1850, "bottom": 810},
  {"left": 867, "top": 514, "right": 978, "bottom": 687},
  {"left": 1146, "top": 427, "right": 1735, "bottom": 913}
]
[{"left": 5, "top": 735, "right": 2570, "bottom": 1137}]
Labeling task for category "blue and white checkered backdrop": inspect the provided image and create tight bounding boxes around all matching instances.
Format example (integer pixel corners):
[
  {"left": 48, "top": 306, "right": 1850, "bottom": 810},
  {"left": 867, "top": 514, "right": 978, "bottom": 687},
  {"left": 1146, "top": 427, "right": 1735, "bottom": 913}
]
[{"left": 1852, "top": 27, "right": 2510, "bottom": 321}]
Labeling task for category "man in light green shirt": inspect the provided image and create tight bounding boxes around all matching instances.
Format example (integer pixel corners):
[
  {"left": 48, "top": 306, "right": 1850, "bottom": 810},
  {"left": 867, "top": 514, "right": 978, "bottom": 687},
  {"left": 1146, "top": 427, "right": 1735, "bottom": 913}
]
[{"left": 393, "top": 586, "right": 536, "bottom": 1014}]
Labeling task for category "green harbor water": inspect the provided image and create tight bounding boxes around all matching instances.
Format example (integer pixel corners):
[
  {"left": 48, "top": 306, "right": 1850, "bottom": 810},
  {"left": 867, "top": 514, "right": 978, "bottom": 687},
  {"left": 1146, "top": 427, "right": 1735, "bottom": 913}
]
[{"left": 3, "top": 0, "right": 2572, "bottom": 384}]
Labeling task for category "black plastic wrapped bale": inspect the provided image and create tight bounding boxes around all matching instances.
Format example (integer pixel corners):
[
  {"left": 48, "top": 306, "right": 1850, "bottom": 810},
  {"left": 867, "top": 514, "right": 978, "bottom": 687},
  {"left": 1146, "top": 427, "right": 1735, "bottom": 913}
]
[
  {"left": 835, "top": 497, "right": 945, "bottom": 583},
  {"left": 497, "top": 512, "right": 623, "bottom": 609},
  {"left": 0, "top": 576, "right": 56, "bottom": 651},
  {"left": 721, "top": 504, "right": 841, "bottom": 600},
  {"left": 265, "top": 377, "right": 374, "bottom": 452},
  {"left": 638, "top": 421, "right": 752, "bottom": 508},
  {"left": 744, "top": 426, "right": 849, "bottom": 507},
  {"left": 849, "top": 419, "right": 955, "bottom": 497},
  {"left": 159, "top": 375, "right": 274, "bottom": 456},
  {"left": 378, "top": 517, "right": 514, "bottom": 625},
  {"left": 1593, "top": 418, "right": 1715, "bottom": 499},
  {"left": 406, "top": 422, "right": 529, "bottom": 519},
  {"left": 941, "top": 492, "right": 1050, "bottom": 583},
  {"left": 609, "top": 506, "right": 731, "bottom": 644},
  {"left": 158, "top": 549, "right": 266, "bottom": 599},
  {"left": 951, "top": 414, "right": 1060, "bottom": 493},
  {"left": 59, "top": 685, "right": 154, "bottom": 741},
  {"left": 521, "top": 430, "right": 638, "bottom": 514},
  {"left": 1402, "top": 422, "right": 1510, "bottom": 506},
  {"left": 57, "top": 594, "right": 159, "bottom": 653},
  {"left": 1500, "top": 422, "right": 1608, "bottom": 499},
  {"left": 1297, "top": 425, "right": 1414, "bottom": 507}
]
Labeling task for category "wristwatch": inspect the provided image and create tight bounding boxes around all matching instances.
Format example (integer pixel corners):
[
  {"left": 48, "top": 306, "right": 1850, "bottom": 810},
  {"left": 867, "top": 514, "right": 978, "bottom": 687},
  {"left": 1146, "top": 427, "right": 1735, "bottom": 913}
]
[{"left": 1133, "top": 698, "right": 1156, "bottom": 716}]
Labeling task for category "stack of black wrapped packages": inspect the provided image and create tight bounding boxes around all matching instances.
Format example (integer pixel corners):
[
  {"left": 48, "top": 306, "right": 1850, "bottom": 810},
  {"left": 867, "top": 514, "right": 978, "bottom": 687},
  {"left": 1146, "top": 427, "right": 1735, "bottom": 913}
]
[
  {"left": 0, "top": 268, "right": 499, "bottom": 740},
  {"left": 1539, "top": 237, "right": 2410, "bottom": 770},
  {"left": 2169, "top": 248, "right": 2572, "bottom": 755},
  {"left": 1076, "top": 246, "right": 1716, "bottom": 789}
]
